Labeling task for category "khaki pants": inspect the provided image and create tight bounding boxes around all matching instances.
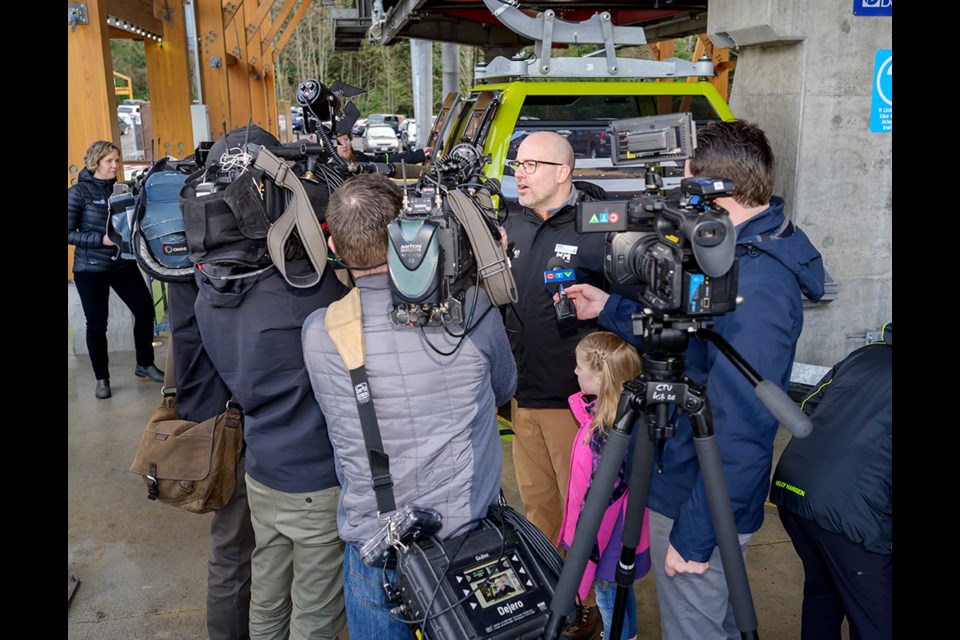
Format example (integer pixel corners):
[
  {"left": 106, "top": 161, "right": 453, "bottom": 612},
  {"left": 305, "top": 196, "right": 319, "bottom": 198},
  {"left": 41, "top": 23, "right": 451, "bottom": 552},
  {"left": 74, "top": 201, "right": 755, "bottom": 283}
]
[
  {"left": 245, "top": 474, "right": 345, "bottom": 640},
  {"left": 509, "top": 399, "right": 581, "bottom": 546}
]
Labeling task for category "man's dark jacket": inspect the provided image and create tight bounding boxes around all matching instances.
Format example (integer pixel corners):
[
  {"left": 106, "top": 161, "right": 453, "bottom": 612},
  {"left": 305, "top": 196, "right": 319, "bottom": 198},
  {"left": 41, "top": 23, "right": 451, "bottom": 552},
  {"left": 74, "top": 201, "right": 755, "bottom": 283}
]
[
  {"left": 502, "top": 181, "right": 610, "bottom": 409},
  {"left": 770, "top": 323, "right": 892, "bottom": 555}
]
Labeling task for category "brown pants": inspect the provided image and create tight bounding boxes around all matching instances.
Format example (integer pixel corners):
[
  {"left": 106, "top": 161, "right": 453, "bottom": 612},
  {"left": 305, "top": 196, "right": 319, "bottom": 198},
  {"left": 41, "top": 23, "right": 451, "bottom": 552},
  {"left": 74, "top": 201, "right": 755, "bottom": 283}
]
[{"left": 510, "top": 399, "right": 581, "bottom": 546}]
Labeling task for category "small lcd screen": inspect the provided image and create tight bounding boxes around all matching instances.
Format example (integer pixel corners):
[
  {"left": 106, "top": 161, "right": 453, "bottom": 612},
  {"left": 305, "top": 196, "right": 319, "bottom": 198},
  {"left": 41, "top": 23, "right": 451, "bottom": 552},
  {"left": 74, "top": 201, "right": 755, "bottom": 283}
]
[{"left": 464, "top": 558, "right": 527, "bottom": 609}]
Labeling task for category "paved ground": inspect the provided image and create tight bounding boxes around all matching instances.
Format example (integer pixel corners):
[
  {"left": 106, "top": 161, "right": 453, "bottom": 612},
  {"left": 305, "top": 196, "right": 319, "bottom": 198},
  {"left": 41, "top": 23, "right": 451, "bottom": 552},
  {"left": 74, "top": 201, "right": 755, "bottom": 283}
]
[{"left": 67, "top": 335, "right": 846, "bottom": 640}]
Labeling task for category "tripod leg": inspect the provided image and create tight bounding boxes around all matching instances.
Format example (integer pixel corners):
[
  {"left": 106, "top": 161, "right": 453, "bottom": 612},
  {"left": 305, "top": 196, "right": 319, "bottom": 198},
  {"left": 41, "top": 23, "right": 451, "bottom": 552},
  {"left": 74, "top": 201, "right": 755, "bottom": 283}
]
[
  {"left": 691, "top": 412, "right": 760, "bottom": 640},
  {"left": 609, "top": 421, "right": 655, "bottom": 640}
]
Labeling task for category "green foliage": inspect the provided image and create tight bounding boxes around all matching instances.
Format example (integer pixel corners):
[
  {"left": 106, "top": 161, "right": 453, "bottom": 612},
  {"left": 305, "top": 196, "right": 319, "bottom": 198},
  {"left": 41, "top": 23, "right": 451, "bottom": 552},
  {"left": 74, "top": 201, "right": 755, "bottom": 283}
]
[
  {"left": 274, "top": 3, "right": 451, "bottom": 118},
  {"left": 110, "top": 40, "right": 148, "bottom": 101}
]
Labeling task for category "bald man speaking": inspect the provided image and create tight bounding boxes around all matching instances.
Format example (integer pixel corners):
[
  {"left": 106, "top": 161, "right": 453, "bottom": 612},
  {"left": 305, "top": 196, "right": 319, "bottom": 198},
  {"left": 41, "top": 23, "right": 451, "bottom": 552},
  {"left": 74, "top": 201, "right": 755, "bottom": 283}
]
[{"left": 501, "top": 131, "right": 612, "bottom": 638}]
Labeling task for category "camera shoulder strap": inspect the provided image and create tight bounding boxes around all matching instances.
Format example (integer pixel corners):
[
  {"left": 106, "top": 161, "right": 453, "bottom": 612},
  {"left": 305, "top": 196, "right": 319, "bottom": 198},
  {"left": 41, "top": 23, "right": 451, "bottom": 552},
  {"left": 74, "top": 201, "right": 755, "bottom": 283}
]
[
  {"left": 446, "top": 189, "right": 518, "bottom": 306},
  {"left": 324, "top": 287, "right": 397, "bottom": 515},
  {"left": 254, "top": 146, "right": 330, "bottom": 289}
]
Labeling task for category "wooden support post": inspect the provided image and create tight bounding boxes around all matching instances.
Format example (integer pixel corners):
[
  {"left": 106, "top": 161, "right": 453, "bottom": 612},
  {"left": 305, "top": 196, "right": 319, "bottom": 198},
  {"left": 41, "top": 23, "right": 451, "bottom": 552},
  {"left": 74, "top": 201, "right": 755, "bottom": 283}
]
[
  {"left": 243, "top": 0, "right": 269, "bottom": 131},
  {"left": 68, "top": 0, "right": 120, "bottom": 280},
  {"left": 648, "top": 39, "right": 676, "bottom": 114},
  {"left": 196, "top": 0, "right": 232, "bottom": 139},
  {"left": 277, "top": 98, "right": 292, "bottom": 143},
  {"left": 688, "top": 35, "right": 734, "bottom": 104},
  {"left": 223, "top": 0, "right": 253, "bottom": 128},
  {"left": 144, "top": 0, "right": 195, "bottom": 160}
]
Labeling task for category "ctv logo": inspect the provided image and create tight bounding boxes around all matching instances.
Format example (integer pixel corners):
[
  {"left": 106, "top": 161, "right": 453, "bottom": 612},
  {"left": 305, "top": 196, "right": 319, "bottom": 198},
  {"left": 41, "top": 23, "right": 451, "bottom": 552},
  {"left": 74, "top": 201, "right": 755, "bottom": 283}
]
[
  {"left": 544, "top": 270, "right": 575, "bottom": 282},
  {"left": 587, "top": 210, "right": 620, "bottom": 225}
]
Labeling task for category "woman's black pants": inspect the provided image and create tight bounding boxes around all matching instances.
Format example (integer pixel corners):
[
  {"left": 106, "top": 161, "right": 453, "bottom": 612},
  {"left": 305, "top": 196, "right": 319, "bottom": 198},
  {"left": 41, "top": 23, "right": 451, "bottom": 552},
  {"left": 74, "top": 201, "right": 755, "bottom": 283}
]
[{"left": 73, "top": 263, "right": 157, "bottom": 380}]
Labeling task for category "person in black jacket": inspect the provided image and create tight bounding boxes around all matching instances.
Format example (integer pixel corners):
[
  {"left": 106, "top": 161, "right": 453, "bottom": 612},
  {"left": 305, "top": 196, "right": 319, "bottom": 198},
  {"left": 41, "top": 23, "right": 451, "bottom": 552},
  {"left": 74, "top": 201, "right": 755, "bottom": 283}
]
[
  {"left": 68, "top": 140, "right": 164, "bottom": 399},
  {"left": 770, "top": 322, "right": 892, "bottom": 640},
  {"left": 500, "top": 131, "right": 610, "bottom": 638},
  {"left": 336, "top": 132, "right": 432, "bottom": 165}
]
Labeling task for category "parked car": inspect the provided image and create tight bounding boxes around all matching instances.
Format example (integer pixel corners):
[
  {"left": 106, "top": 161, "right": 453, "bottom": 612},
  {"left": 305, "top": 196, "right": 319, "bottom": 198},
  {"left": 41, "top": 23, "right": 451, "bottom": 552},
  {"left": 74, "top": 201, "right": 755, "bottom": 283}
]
[
  {"left": 363, "top": 124, "right": 401, "bottom": 153},
  {"left": 399, "top": 120, "right": 418, "bottom": 148},
  {"left": 118, "top": 112, "right": 133, "bottom": 135},
  {"left": 351, "top": 117, "right": 368, "bottom": 137},
  {"left": 366, "top": 113, "right": 402, "bottom": 134},
  {"left": 291, "top": 106, "right": 304, "bottom": 133},
  {"left": 118, "top": 104, "right": 141, "bottom": 127}
]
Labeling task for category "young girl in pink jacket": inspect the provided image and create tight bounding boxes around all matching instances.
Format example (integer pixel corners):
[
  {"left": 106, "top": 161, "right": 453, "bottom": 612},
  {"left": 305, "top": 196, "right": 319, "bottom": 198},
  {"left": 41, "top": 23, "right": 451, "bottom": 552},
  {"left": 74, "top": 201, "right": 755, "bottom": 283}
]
[{"left": 558, "top": 331, "right": 651, "bottom": 640}]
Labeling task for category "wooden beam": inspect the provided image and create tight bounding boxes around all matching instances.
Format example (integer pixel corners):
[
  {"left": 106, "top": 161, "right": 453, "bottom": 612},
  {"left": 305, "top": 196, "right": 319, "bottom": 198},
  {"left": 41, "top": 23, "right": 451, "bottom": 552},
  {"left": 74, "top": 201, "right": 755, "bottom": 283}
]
[
  {"left": 243, "top": 0, "right": 269, "bottom": 130},
  {"left": 196, "top": 0, "right": 232, "bottom": 139},
  {"left": 105, "top": 0, "right": 162, "bottom": 33},
  {"left": 246, "top": 0, "right": 280, "bottom": 36},
  {"left": 273, "top": 0, "right": 313, "bottom": 56},
  {"left": 263, "top": 0, "right": 297, "bottom": 45},
  {"left": 687, "top": 34, "right": 732, "bottom": 104},
  {"left": 648, "top": 40, "right": 675, "bottom": 113},
  {"left": 68, "top": 0, "right": 121, "bottom": 279},
  {"left": 144, "top": 0, "right": 194, "bottom": 160},
  {"left": 223, "top": 0, "right": 253, "bottom": 128}
]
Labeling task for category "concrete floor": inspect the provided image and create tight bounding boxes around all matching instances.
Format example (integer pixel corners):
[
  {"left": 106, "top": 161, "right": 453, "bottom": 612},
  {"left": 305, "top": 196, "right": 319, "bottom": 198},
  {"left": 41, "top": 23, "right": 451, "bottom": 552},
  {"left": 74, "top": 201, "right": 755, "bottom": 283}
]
[{"left": 67, "top": 337, "right": 844, "bottom": 640}]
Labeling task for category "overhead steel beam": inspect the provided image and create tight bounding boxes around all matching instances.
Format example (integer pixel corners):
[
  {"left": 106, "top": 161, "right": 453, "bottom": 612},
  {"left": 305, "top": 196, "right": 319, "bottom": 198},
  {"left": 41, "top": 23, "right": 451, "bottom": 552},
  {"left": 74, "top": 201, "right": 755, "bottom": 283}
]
[{"left": 380, "top": 0, "right": 429, "bottom": 44}]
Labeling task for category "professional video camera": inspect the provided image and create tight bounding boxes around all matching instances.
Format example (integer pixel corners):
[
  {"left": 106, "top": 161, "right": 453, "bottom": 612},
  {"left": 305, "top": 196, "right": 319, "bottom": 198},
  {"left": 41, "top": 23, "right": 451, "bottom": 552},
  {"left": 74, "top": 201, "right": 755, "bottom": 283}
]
[
  {"left": 386, "top": 141, "right": 517, "bottom": 327},
  {"left": 575, "top": 112, "right": 738, "bottom": 322},
  {"left": 543, "top": 112, "right": 816, "bottom": 640}
]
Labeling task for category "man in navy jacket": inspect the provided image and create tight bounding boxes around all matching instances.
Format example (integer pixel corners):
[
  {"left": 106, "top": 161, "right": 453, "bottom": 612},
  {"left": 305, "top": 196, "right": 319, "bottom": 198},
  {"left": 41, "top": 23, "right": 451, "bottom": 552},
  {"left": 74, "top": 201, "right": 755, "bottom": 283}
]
[{"left": 563, "top": 120, "right": 825, "bottom": 640}]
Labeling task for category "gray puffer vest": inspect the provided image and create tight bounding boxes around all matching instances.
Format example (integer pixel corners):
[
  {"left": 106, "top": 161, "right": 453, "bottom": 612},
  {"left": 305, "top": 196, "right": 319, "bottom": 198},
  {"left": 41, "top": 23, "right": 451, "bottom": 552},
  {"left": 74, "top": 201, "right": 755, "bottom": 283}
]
[{"left": 302, "top": 273, "right": 517, "bottom": 545}]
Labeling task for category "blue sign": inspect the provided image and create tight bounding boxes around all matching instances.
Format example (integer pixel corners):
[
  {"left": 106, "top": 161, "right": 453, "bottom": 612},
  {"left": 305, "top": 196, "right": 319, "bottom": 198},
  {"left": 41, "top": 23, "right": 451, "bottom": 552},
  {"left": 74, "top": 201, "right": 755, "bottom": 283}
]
[
  {"left": 870, "top": 50, "right": 892, "bottom": 133},
  {"left": 853, "top": 0, "right": 892, "bottom": 16}
]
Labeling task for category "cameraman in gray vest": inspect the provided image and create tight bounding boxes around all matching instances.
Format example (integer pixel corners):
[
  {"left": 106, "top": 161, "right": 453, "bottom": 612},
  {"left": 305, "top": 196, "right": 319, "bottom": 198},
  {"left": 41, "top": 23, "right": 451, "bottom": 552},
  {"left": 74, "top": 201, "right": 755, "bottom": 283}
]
[{"left": 302, "top": 174, "right": 516, "bottom": 639}]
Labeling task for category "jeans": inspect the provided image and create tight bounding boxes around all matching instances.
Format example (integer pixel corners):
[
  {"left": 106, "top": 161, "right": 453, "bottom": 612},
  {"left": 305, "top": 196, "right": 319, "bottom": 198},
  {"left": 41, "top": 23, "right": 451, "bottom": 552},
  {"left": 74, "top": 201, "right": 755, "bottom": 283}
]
[
  {"left": 343, "top": 543, "right": 414, "bottom": 640},
  {"left": 595, "top": 579, "right": 637, "bottom": 640}
]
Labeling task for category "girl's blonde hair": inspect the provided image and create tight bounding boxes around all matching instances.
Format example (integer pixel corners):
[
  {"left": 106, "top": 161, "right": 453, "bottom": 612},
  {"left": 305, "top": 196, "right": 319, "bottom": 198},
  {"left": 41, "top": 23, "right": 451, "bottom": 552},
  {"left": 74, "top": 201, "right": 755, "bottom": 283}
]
[
  {"left": 83, "top": 140, "right": 120, "bottom": 173},
  {"left": 576, "top": 331, "right": 642, "bottom": 436}
]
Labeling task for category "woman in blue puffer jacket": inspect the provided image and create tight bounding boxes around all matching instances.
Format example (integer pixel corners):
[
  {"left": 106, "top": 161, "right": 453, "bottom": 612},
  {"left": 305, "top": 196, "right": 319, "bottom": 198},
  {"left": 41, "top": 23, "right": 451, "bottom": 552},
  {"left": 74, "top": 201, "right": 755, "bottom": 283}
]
[{"left": 68, "top": 140, "right": 164, "bottom": 399}]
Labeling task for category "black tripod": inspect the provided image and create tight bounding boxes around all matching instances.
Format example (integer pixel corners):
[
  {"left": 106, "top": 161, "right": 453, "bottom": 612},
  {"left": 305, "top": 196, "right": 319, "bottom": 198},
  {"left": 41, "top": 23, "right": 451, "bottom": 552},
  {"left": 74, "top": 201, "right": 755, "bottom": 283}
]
[{"left": 543, "top": 318, "right": 812, "bottom": 640}]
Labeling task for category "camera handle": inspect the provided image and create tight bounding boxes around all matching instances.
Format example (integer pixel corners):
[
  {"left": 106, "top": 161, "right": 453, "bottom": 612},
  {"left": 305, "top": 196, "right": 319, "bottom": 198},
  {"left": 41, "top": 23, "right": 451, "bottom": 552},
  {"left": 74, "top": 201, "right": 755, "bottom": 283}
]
[{"left": 543, "top": 327, "right": 812, "bottom": 640}]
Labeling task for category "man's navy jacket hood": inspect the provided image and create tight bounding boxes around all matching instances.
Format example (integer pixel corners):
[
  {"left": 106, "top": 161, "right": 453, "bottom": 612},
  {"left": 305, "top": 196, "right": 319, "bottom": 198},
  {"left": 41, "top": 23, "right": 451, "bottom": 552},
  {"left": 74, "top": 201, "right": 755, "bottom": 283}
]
[{"left": 736, "top": 197, "right": 825, "bottom": 303}]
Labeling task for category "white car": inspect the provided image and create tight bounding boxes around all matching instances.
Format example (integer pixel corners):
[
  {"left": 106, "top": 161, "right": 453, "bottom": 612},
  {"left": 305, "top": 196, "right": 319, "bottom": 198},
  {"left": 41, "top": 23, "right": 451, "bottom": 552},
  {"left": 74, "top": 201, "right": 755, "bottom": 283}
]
[
  {"left": 118, "top": 104, "right": 141, "bottom": 126},
  {"left": 400, "top": 120, "right": 418, "bottom": 148},
  {"left": 118, "top": 112, "right": 133, "bottom": 135},
  {"left": 363, "top": 125, "right": 400, "bottom": 153}
]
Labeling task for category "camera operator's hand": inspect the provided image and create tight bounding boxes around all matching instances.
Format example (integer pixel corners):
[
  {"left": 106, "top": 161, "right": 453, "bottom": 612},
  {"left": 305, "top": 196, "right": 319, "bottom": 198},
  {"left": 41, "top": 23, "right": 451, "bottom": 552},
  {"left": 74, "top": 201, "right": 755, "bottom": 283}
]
[
  {"left": 557, "top": 283, "right": 609, "bottom": 320},
  {"left": 664, "top": 543, "right": 710, "bottom": 576}
]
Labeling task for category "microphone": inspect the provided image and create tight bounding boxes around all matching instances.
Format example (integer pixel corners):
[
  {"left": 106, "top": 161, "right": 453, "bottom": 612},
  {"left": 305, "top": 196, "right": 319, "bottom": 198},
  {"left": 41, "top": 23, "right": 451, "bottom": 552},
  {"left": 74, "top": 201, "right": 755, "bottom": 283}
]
[{"left": 543, "top": 257, "right": 577, "bottom": 322}]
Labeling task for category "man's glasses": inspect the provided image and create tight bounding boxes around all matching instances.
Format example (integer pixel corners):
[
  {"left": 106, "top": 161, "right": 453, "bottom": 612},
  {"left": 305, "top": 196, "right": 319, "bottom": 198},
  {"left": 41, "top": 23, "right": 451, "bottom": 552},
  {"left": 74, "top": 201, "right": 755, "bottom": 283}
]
[{"left": 505, "top": 159, "right": 564, "bottom": 174}]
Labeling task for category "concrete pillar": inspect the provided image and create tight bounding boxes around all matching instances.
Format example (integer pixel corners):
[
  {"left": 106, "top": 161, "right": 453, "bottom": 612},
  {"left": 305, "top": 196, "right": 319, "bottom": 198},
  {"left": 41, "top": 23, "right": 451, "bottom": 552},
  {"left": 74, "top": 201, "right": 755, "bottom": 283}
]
[
  {"left": 410, "top": 39, "right": 433, "bottom": 150},
  {"left": 708, "top": 0, "right": 892, "bottom": 366},
  {"left": 441, "top": 43, "right": 461, "bottom": 99}
]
